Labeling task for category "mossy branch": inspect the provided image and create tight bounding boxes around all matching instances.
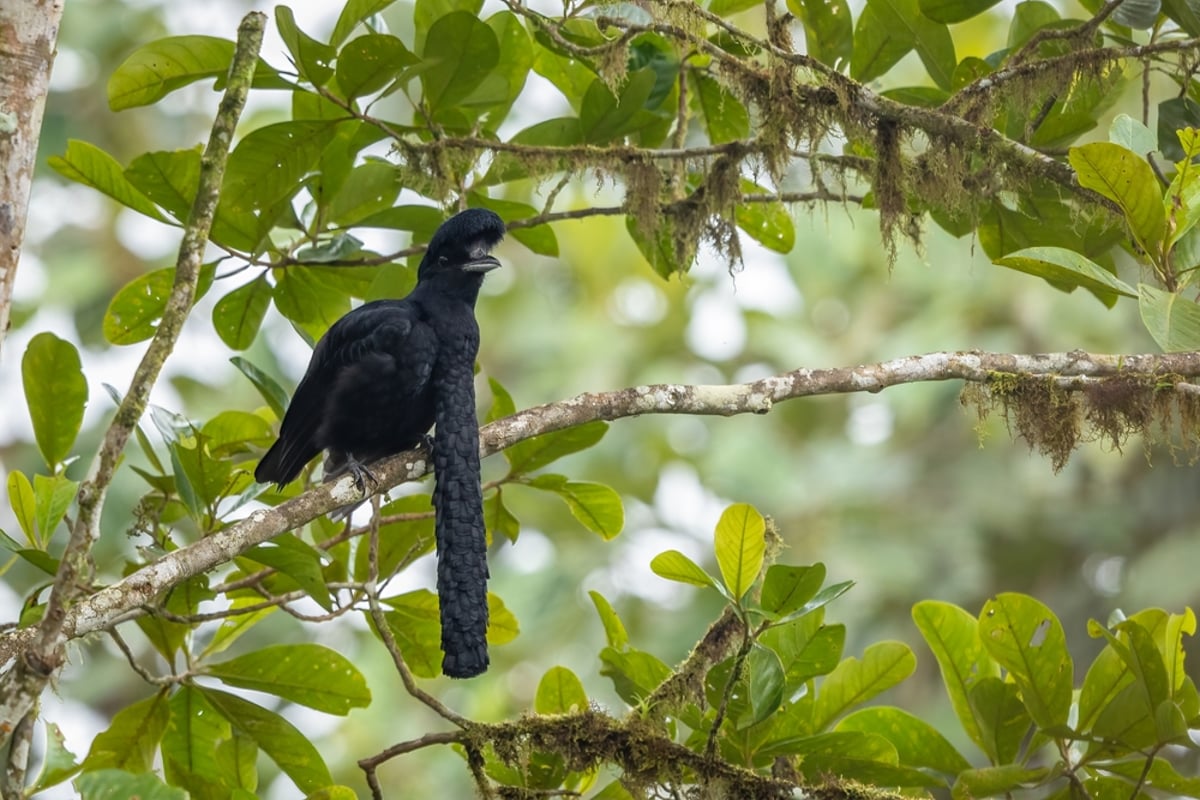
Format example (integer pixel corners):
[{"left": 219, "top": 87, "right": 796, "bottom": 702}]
[
  {"left": 0, "top": 10, "right": 266, "bottom": 754},
  {"left": 2, "top": 349, "right": 1200, "bottom": 672}
]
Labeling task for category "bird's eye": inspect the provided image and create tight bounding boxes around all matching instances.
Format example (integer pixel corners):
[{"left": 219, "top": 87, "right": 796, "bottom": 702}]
[{"left": 439, "top": 256, "right": 448, "bottom": 265}]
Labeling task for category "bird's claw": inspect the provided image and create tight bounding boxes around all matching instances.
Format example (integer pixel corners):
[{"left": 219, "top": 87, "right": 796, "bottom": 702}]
[{"left": 344, "top": 454, "right": 379, "bottom": 495}]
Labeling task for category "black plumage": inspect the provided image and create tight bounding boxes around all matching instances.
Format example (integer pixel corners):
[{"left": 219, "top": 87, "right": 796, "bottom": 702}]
[{"left": 255, "top": 207, "right": 505, "bottom": 678}]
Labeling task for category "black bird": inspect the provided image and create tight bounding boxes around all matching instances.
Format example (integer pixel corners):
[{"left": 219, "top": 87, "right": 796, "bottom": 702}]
[{"left": 255, "top": 207, "right": 505, "bottom": 678}]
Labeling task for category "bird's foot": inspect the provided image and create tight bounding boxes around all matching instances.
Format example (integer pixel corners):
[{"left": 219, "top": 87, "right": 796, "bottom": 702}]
[
  {"left": 418, "top": 432, "right": 436, "bottom": 457},
  {"left": 343, "top": 453, "right": 379, "bottom": 495}
]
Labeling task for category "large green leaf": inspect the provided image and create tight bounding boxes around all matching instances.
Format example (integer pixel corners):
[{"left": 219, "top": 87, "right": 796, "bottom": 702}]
[
  {"left": 212, "top": 275, "right": 272, "bottom": 350},
  {"left": 204, "top": 643, "right": 371, "bottom": 714},
  {"left": 276, "top": 6, "right": 335, "bottom": 86},
  {"left": 837, "top": 706, "right": 972, "bottom": 773},
  {"left": 649, "top": 550, "right": 716, "bottom": 588},
  {"left": 22, "top": 332, "right": 88, "bottom": 469},
  {"left": 47, "top": 140, "right": 167, "bottom": 221},
  {"left": 529, "top": 476, "right": 625, "bottom": 540},
  {"left": 912, "top": 600, "right": 1001, "bottom": 756},
  {"left": 714, "top": 502, "right": 766, "bottom": 602},
  {"left": 34, "top": 473, "right": 78, "bottom": 545},
  {"left": 993, "top": 246, "right": 1136, "bottom": 299},
  {"left": 243, "top": 534, "right": 332, "bottom": 610},
  {"left": 335, "top": 34, "right": 417, "bottom": 100},
  {"left": 104, "top": 263, "right": 217, "bottom": 345},
  {"left": 420, "top": 11, "right": 500, "bottom": 113},
  {"left": 690, "top": 72, "right": 750, "bottom": 145},
  {"left": 951, "top": 765, "right": 1053, "bottom": 800},
  {"left": 82, "top": 692, "right": 171, "bottom": 773},
  {"left": 599, "top": 647, "right": 672, "bottom": 704},
  {"left": 1138, "top": 283, "right": 1200, "bottom": 351},
  {"left": 7, "top": 470, "right": 37, "bottom": 546},
  {"left": 107, "top": 35, "right": 282, "bottom": 110},
  {"left": 124, "top": 148, "right": 201, "bottom": 221},
  {"left": 761, "top": 613, "right": 846, "bottom": 686},
  {"left": 76, "top": 770, "right": 185, "bottom": 800},
  {"left": 761, "top": 563, "right": 826, "bottom": 618},
  {"left": 223, "top": 120, "right": 339, "bottom": 213},
  {"left": 811, "top": 641, "right": 917, "bottom": 731},
  {"left": 29, "top": 722, "right": 80, "bottom": 793},
  {"left": 201, "top": 688, "right": 333, "bottom": 794},
  {"left": 968, "top": 676, "right": 1031, "bottom": 765},
  {"left": 272, "top": 265, "right": 353, "bottom": 343},
  {"left": 978, "top": 593, "right": 1073, "bottom": 731},
  {"left": 506, "top": 420, "right": 608, "bottom": 474},
  {"left": 579, "top": 70, "right": 660, "bottom": 144},
  {"left": 1069, "top": 142, "right": 1166, "bottom": 256},
  {"left": 536, "top": 666, "right": 588, "bottom": 714},
  {"left": 853, "top": 0, "right": 956, "bottom": 90},
  {"left": 161, "top": 685, "right": 229, "bottom": 797},
  {"left": 787, "top": 0, "right": 854, "bottom": 67}
]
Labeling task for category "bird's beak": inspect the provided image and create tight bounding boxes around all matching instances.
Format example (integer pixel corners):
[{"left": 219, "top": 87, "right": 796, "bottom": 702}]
[{"left": 461, "top": 253, "right": 502, "bottom": 273}]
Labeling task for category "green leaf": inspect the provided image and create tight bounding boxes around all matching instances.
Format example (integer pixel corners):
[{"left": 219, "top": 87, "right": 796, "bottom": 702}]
[
  {"left": 1163, "top": 0, "right": 1200, "bottom": 34},
  {"left": 107, "top": 36, "right": 280, "bottom": 111},
  {"left": 487, "top": 377, "right": 516, "bottom": 423},
  {"left": 331, "top": 0, "right": 401, "bottom": 47},
  {"left": 29, "top": 722, "right": 81, "bottom": 792},
  {"left": 1113, "top": 0, "right": 1162, "bottom": 28},
  {"left": 272, "top": 266, "right": 353, "bottom": 343},
  {"left": 276, "top": 6, "right": 335, "bottom": 86},
  {"left": 104, "top": 263, "right": 217, "bottom": 345},
  {"left": 787, "top": 0, "right": 853, "bottom": 67},
  {"left": 7, "top": 471, "right": 37, "bottom": 547},
  {"left": 506, "top": 421, "right": 608, "bottom": 474},
  {"left": 124, "top": 148, "right": 200, "bottom": 221},
  {"left": 919, "top": 0, "right": 1003, "bottom": 22},
  {"left": 83, "top": 691, "right": 171, "bottom": 772},
  {"left": 853, "top": 0, "right": 956, "bottom": 90},
  {"left": 327, "top": 162, "right": 401, "bottom": 226},
  {"left": 1070, "top": 142, "right": 1167, "bottom": 256},
  {"left": 335, "top": 34, "right": 417, "bottom": 100},
  {"left": 788, "top": 731, "right": 944, "bottom": 787},
  {"left": 978, "top": 593, "right": 1073, "bottom": 731},
  {"left": 589, "top": 590, "right": 629, "bottom": 650},
  {"left": 762, "top": 613, "right": 846, "bottom": 686},
  {"left": 1110, "top": 113, "right": 1159, "bottom": 156},
  {"left": 599, "top": 647, "right": 673, "bottom": 704},
  {"left": 47, "top": 140, "right": 167, "bottom": 221},
  {"left": 579, "top": 71, "right": 659, "bottom": 144},
  {"left": 487, "top": 592, "right": 521, "bottom": 645},
  {"left": 484, "top": 489, "right": 521, "bottom": 543},
  {"left": 951, "top": 766, "right": 1053, "bottom": 800},
  {"left": 201, "top": 596, "right": 278, "bottom": 659},
  {"left": 761, "top": 563, "right": 825, "bottom": 618},
  {"left": 690, "top": 72, "right": 750, "bottom": 144},
  {"left": 736, "top": 181, "right": 795, "bottom": 253},
  {"left": 212, "top": 276, "right": 272, "bottom": 350},
  {"left": 544, "top": 479, "right": 625, "bottom": 540},
  {"left": 837, "top": 706, "right": 972, "bottom": 773},
  {"left": 746, "top": 644, "right": 787, "bottom": 726},
  {"left": 231, "top": 356, "right": 290, "bottom": 419},
  {"left": 76, "top": 770, "right": 186, "bottom": 800},
  {"left": 420, "top": 11, "right": 500, "bottom": 113},
  {"left": 1138, "top": 283, "right": 1200, "bottom": 351},
  {"left": 216, "top": 732, "right": 257, "bottom": 792},
  {"left": 650, "top": 550, "right": 716, "bottom": 588},
  {"left": 812, "top": 641, "right": 917, "bottom": 731},
  {"left": 205, "top": 643, "right": 371, "bottom": 714},
  {"left": 713, "top": 502, "right": 765, "bottom": 602},
  {"left": 536, "top": 666, "right": 588, "bottom": 714},
  {"left": 223, "top": 121, "right": 339, "bottom": 213},
  {"left": 161, "top": 685, "right": 229, "bottom": 796},
  {"left": 913, "top": 600, "right": 998, "bottom": 755},
  {"left": 969, "top": 676, "right": 1032, "bottom": 765},
  {"left": 993, "top": 246, "right": 1136, "bottom": 298},
  {"left": 34, "top": 473, "right": 78, "bottom": 544},
  {"left": 482, "top": 11, "right": 534, "bottom": 127},
  {"left": 378, "top": 590, "right": 443, "bottom": 678},
  {"left": 243, "top": 535, "right": 332, "bottom": 610},
  {"left": 0, "top": 531, "right": 60, "bottom": 575},
  {"left": 201, "top": 688, "right": 333, "bottom": 794},
  {"left": 22, "top": 332, "right": 88, "bottom": 468}
]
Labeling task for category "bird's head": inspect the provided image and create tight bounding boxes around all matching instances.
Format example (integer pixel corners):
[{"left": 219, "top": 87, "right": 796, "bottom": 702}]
[{"left": 418, "top": 208, "right": 506, "bottom": 283}]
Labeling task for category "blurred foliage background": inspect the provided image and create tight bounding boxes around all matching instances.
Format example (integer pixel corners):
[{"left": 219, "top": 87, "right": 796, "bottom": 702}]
[{"left": 2, "top": 0, "right": 1199, "bottom": 795}]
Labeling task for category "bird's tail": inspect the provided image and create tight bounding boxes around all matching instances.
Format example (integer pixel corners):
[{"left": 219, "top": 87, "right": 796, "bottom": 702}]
[
  {"left": 254, "top": 424, "right": 318, "bottom": 486},
  {"left": 432, "top": 361, "right": 490, "bottom": 679}
]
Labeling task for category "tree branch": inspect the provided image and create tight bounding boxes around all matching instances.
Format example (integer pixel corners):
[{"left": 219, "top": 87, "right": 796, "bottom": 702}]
[
  {"left": 0, "top": 11, "right": 266, "bottom": 751},
  {"left": 1, "top": 349, "right": 1199, "bottom": 669},
  {"left": 0, "top": 0, "right": 65, "bottom": 356}
]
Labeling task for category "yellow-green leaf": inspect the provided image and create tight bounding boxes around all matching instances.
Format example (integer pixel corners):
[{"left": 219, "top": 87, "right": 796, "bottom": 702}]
[
  {"left": 1070, "top": 142, "right": 1166, "bottom": 256},
  {"left": 714, "top": 502, "right": 766, "bottom": 601},
  {"left": 22, "top": 332, "right": 88, "bottom": 468}
]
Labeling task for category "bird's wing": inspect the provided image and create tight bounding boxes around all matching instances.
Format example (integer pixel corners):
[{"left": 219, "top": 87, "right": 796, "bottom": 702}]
[{"left": 254, "top": 301, "right": 419, "bottom": 486}]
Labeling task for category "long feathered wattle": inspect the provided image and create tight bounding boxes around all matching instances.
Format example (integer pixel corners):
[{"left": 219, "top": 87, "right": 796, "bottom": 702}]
[{"left": 431, "top": 354, "right": 490, "bottom": 678}]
